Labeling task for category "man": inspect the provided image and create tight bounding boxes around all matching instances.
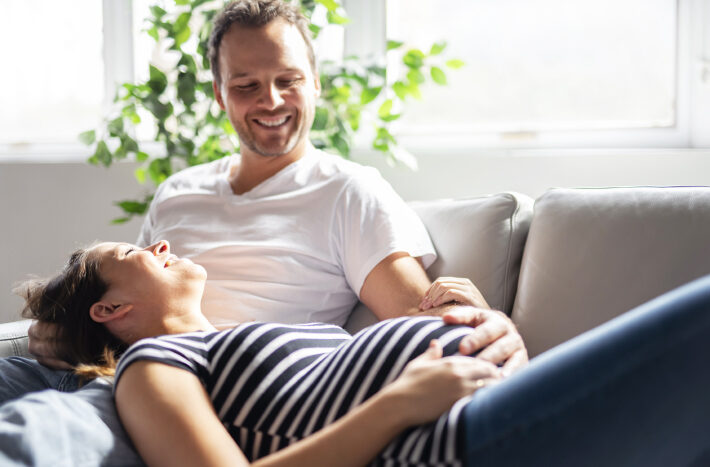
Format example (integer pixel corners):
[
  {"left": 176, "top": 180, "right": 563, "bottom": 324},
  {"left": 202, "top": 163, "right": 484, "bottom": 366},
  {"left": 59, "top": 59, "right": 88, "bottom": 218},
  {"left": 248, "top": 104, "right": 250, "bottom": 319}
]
[
  {"left": 0, "top": 0, "right": 523, "bottom": 463},
  {"left": 128, "top": 0, "right": 527, "bottom": 368}
]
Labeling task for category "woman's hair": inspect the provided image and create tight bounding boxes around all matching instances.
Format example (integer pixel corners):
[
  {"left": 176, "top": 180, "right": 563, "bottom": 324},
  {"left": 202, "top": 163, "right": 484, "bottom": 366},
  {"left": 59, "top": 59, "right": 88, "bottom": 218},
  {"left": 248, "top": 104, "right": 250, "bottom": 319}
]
[{"left": 14, "top": 247, "right": 127, "bottom": 379}]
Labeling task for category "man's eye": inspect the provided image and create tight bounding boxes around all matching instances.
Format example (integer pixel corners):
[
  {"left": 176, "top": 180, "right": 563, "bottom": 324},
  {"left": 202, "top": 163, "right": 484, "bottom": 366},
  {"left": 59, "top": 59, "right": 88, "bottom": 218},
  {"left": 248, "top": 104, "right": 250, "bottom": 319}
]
[
  {"left": 279, "top": 79, "right": 299, "bottom": 87},
  {"left": 235, "top": 83, "right": 257, "bottom": 91},
  {"left": 126, "top": 248, "right": 135, "bottom": 255}
]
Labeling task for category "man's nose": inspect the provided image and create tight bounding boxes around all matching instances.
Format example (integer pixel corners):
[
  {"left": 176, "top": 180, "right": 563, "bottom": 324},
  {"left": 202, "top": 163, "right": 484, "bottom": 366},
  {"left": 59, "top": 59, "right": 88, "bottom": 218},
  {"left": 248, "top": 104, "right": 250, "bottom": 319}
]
[
  {"left": 145, "top": 240, "right": 170, "bottom": 256},
  {"left": 259, "top": 82, "right": 285, "bottom": 109}
]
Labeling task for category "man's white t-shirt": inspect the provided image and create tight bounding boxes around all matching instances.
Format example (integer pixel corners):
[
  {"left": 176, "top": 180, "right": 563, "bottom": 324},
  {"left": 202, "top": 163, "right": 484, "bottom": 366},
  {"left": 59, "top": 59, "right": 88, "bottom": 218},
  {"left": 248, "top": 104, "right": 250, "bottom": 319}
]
[{"left": 137, "top": 149, "right": 436, "bottom": 327}]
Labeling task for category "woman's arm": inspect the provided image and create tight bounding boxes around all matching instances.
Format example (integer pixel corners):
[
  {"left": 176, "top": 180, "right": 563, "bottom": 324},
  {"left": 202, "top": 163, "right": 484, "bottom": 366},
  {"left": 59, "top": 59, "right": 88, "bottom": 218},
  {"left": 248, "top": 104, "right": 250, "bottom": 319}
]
[
  {"left": 115, "top": 361, "right": 249, "bottom": 467},
  {"left": 116, "top": 341, "right": 499, "bottom": 467}
]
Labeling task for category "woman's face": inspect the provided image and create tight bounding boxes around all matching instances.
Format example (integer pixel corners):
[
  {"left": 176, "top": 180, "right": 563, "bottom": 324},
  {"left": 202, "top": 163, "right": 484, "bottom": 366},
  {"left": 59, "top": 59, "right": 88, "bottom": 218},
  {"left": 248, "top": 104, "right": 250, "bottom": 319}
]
[{"left": 90, "top": 240, "right": 206, "bottom": 309}]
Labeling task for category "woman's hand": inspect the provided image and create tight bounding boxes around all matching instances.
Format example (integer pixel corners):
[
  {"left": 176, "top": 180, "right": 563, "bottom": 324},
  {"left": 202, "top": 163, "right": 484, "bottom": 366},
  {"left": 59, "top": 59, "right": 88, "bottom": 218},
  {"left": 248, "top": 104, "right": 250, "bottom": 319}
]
[
  {"left": 419, "top": 277, "right": 490, "bottom": 310},
  {"left": 28, "top": 320, "right": 73, "bottom": 370},
  {"left": 383, "top": 340, "right": 501, "bottom": 426}
]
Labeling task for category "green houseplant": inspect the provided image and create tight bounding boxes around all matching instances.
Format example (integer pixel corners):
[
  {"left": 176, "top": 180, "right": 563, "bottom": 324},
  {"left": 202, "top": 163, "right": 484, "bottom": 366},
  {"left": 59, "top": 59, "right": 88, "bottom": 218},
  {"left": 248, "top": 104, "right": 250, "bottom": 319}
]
[{"left": 80, "top": 0, "right": 464, "bottom": 223}]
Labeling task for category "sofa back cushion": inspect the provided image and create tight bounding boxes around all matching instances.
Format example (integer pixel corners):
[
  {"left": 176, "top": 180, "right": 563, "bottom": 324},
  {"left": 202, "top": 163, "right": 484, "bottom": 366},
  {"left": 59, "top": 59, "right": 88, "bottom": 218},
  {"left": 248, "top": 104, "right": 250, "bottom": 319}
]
[
  {"left": 344, "top": 192, "right": 534, "bottom": 333},
  {"left": 512, "top": 187, "right": 710, "bottom": 357}
]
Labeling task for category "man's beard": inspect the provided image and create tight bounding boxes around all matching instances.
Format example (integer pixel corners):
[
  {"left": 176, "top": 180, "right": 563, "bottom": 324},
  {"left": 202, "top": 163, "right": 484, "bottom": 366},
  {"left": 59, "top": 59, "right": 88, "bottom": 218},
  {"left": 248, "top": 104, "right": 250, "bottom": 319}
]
[{"left": 234, "top": 111, "right": 309, "bottom": 158}]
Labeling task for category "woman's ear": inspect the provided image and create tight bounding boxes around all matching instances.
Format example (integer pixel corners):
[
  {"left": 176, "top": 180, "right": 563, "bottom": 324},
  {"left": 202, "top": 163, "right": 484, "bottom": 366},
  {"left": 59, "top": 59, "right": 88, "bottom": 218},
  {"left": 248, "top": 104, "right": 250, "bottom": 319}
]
[{"left": 89, "top": 301, "right": 134, "bottom": 323}]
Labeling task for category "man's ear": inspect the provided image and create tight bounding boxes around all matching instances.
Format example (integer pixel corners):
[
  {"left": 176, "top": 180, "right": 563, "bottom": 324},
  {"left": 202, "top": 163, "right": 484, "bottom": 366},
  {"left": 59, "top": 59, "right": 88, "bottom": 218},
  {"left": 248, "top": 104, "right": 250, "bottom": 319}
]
[
  {"left": 213, "top": 80, "right": 226, "bottom": 110},
  {"left": 314, "top": 72, "right": 321, "bottom": 98},
  {"left": 89, "top": 301, "right": 134, "bottom": 324}
]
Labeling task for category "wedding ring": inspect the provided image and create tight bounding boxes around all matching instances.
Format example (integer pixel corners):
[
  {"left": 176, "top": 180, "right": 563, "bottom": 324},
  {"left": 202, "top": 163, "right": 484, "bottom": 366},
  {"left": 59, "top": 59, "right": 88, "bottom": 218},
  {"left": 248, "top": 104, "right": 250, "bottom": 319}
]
[{"left": 475, "top": 379, "right": 486, "bottom": 388}]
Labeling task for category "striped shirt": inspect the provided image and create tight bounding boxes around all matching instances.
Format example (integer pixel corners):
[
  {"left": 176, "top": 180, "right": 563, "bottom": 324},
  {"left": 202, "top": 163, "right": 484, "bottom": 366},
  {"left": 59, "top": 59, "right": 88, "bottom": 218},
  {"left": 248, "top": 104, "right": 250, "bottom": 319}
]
[{"left": 115, "top": 317, "right": 475, "bottom": 466}]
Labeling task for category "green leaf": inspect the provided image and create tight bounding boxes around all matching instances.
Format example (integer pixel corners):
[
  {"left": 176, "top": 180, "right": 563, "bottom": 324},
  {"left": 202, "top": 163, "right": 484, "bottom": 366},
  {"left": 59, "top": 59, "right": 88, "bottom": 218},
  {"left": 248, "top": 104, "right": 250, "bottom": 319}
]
[
  {"left": 92, "top": 141, "right": 112, "bottom": 167},
  {"left": 316, "top": 0, "right": 338, "bottom": 12},
  {"left": 330, "top": 132, "right": 350, "bottom": 157},
  {"left": 111, "top": 217, "right": 132, "bottom": 225},
  {"left": 378, "top": 99, "right": 393, "bottom": 118},
  {"left": 78, "top": 130, "right": 95, "bottom": 145},
  {"left": 116, "top": 200, "right": 148, "bottom": 214},
  {"left": 402, "top": 49, "right": 425, "bottom": 68},
  {"left": 148, "top": 65, "right": 168, "bottom": 94},
  {"left": 368, "top": 66, "right": 387, "bottom": 78},
  {"left": 177, "top": 72, "right": 197, "bottom": 106},
  {"left": 407, "top": 69, "right": 426, "bottom": 84},
  {"left": 429, "top": 41, "right": 447, "bottom": 56},
  {"left": 148, "top": 158, "right": 170, "bottom": 185},
  {"left": 136, "top": 151, "right": 149, "bottom": 162},
  {"left": 380, "top": 113, "right": 401, "bottom": 122},
  {"left": 387, "top": 40, "right": 404, "bottom": 51},
  {"left": 174, "top": 0, "right": 191, "bottom": 5},
  {"left": 392, "top": 81, "right": 408, "bottom": 100},
  {"left": 149, "top": 6, "right": 166, "bottom": 19},
  {"left": 312, "top": 106, "right": 329, "bottom": 131},
  {"left": 445, "top": 59, "right": 465, "bottom": 69},
  {"left": 120, "top": 134, "right": 139, "bottom": 153},
  {"left": 144, "top": 97, "right": 173, "bottom": 120},
  {"left": 326, "top": 10, "right": 349, "bottom": 25},
  {"left": 134, "top": 167, "right": 147, "bottom": 184},
  {"left": 147, "top": 26, "right": 159, "bottom": 41},
  {"left": 406, "top": 81, "right": 422, "bottom": 100},
  {"left": 178, "top": 54, "right": 197, "bottom": 74},
  {"left": 108, "top": 117, "right": 124, "bottom": 136},
  {"left": 430, "top": 66, "right": 447, "bottom": 85},
  {"left": 308, "top": 23, "right": 322, "bottom": 37},
  {"left": 173, "top": 25, "right": 191, "bottom": 48},
  {"left": 360, "top": 86, "right": 381, "bottom": 105},
  {"left": 122, "top": 104, "right": 141, "bottom": 124}
]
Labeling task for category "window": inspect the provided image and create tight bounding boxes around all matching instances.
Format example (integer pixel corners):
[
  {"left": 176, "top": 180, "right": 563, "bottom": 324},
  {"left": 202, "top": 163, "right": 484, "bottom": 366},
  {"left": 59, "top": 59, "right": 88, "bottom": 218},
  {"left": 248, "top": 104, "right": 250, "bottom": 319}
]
[
  {"left": 379, "top": 0, "right": 710, "bottom": 148},
  {"left": 0, "top": 0, "right": 105, "bottom": 144},
  {"left": 388, "top": 0, "right": 676, "bottom": 132}
]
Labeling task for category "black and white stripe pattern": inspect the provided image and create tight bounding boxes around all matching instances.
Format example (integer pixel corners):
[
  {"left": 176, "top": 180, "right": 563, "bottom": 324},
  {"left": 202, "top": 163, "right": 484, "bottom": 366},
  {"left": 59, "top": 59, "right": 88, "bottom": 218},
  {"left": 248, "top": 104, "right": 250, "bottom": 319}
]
[{"left": 115, "top": 317, "right": 474, "bottom": 466}]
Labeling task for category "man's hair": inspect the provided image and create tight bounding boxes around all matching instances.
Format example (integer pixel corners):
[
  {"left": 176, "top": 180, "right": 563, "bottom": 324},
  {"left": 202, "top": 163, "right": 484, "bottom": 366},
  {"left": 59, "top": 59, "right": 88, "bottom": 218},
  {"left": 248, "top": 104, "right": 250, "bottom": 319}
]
[
  {"left": 208, "top": 0, "right": 316, "bottom": 86},
  {"left": 14, "top": 247, "right": 126, "bottom": 380}
]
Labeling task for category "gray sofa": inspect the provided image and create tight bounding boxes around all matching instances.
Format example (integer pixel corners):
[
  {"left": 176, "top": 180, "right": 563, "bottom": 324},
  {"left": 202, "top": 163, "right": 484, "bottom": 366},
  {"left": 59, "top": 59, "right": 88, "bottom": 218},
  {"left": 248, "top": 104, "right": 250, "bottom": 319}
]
[{"left": 3, "top": 186, "right": 710, "bottom": 360}]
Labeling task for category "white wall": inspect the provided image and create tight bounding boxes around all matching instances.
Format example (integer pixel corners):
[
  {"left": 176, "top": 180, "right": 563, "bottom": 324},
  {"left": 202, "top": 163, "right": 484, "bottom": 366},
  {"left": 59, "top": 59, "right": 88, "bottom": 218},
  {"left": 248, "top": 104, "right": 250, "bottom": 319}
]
[
  {"left": 0, "top": 161, "right": 143, "bottom": 322},
  {"left": 2, "top": 148, "right": 709, "bottom": 322}
]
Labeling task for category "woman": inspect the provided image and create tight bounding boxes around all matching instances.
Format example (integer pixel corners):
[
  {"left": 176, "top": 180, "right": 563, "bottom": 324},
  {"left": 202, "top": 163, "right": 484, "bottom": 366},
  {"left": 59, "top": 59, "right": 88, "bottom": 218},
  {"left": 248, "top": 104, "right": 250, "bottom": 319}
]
[
  {"left": 19, "top": 241, "right": 710, "bottom": 466},
  {"left": 20, "top": 240, "right": 501, "bottom": 466}
]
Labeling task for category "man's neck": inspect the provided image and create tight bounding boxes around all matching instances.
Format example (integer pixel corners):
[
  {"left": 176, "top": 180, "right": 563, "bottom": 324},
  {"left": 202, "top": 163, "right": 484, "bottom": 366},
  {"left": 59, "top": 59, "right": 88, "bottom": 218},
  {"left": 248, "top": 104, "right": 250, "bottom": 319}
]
[{"left": 229, "top": 142, "right": 313, "bottom": 195}]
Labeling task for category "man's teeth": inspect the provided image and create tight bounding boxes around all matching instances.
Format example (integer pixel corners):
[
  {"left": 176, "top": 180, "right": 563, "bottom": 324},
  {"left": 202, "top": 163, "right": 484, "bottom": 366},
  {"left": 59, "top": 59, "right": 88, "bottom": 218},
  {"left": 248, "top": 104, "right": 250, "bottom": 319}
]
[{"left": 256, "top": 116, "right": 288, "bottom": 127}]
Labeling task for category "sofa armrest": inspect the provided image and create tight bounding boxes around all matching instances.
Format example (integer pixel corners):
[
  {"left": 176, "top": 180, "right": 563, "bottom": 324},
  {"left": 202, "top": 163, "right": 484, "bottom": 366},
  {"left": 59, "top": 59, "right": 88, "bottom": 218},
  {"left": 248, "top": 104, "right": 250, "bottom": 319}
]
[{"left": 0, "top": 320, "right": 32, "bottom": 358}]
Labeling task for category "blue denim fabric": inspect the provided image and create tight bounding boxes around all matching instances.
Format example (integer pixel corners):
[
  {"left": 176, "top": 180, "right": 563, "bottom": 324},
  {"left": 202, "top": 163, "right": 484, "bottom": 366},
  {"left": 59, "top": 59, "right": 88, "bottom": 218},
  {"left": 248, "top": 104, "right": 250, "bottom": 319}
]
[
  {"left": 462, "top": 274, "right": 710, "bottom": 466},
  {"left": 0, "top": 378, "right": 143, "bottom": 466},
  {"left": 0, "top": 358, "right": 80, "bottom": 405}
]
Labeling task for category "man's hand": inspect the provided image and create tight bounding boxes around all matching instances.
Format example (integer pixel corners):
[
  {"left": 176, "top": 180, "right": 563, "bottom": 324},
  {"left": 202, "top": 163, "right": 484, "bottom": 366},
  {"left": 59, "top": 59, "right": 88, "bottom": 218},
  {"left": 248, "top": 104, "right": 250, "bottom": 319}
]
[
  {"left": 443, "top": 307, "right": 528, "bottom": 375},
  {"left": 27, "top": 321, "right": 73, "bottom": 370},
  {"left": 419, "top": 277, "right": 490, "bottom": 310}
]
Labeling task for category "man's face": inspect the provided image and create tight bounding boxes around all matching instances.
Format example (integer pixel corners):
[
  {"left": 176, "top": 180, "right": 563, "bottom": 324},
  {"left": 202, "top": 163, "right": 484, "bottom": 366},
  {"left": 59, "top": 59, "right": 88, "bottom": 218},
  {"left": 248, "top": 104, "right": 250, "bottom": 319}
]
[{"left": 214, "top": 19, "right": 320, "bottom": 160}]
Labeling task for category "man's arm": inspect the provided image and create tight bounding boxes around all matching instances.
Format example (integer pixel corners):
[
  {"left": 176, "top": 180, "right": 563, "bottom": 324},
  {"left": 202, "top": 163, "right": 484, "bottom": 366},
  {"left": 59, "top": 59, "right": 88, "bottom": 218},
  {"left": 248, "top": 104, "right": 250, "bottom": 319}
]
[{"left": 359, "top": 252, "right": 528, "bottom": 373}]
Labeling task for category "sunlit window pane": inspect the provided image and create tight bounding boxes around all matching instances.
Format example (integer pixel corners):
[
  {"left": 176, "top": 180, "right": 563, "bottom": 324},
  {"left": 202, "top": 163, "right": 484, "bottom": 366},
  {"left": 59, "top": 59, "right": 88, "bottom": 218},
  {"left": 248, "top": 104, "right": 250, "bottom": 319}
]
[
  {"left": 387, "top": 0, "right": 677, "bottom": 133},
  {"left": 0, "top": 0, "right": 104, "bottom": 144}
]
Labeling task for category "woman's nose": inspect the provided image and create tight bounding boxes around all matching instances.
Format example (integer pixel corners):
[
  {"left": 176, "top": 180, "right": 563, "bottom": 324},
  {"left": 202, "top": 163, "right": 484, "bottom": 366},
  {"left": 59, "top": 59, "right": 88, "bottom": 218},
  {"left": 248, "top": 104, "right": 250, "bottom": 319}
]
[{"left": 145, "top": 240, "right": 170, "bottom": 256}]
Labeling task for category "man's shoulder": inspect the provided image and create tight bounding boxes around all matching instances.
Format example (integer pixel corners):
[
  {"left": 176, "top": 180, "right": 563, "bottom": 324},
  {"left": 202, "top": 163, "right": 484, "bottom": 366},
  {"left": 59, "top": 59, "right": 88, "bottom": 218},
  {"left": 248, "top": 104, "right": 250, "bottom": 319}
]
[
  {"left": 154, "top": 155, "right": 234, "bottom": 199},
  {"left": 310, "top": 149, "right": 382, "bottom": 185}
]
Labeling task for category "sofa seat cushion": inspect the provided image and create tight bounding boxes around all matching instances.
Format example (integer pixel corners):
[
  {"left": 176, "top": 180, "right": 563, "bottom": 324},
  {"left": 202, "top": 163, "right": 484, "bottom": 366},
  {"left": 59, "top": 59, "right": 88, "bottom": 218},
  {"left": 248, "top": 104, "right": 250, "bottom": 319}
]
[{"left": 512, "top": 186, "right": 710, "bottom": 357}]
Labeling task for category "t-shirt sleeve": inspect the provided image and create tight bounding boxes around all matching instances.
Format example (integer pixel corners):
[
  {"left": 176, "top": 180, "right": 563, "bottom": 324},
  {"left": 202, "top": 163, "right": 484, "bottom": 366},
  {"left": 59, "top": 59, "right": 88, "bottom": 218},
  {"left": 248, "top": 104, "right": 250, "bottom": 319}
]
[
  {"left": 113, "top": 336, "right": 208, "bottom": 394},
  {"left": 333, "top": 169, "right": 437, "bottom": 298}
]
